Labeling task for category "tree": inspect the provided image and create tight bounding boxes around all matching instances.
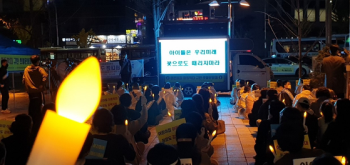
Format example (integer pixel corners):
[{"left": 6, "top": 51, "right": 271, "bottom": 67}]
[
  {"left": 0, "top": 18, "right": 32, "bottom": 45},
  {"left": 72, "top": 29, "right": 95, "bottom": 48}
]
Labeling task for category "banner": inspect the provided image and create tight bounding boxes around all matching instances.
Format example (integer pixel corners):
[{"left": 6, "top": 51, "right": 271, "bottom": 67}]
[
  {"left": 0, "top": 54, "right": 31, "bottom": 72},
  {"left": 0, "top": 120, "right": 13, "bottom": 139},
  {"left": 99, "top": 94, "right": 120, "bottom": 110},
  {"left": 156, "top": 118, "right": 186, "bottom": 145},
  {"left": 100, "top": 60, "right": 144, "bottom": 79},
  {"left": 293, "top": 156, "right": 342, "bottom": 165},
  {"left": 164, "top": 75, "right": 225, "bottom": 83}
]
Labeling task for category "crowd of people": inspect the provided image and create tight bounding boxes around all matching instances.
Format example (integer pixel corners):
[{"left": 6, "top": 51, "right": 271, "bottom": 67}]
[{"left": 231, "top": 77, "right": 349, "bottom": 165}]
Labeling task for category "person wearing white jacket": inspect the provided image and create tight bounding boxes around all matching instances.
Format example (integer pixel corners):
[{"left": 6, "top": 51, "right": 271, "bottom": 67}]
[
  {"left": 293, "top": 85, "right": 316, "bottom": 107},
  {"left": 238, "top": 86, "right": 250, "bottom": 119},
  {"left": 162, "top": 83, "right": 178, "bottom": 113},
  {"left": 245, "top": 84, "right": 261, "bottom": 116},
  {"left": 129, "top": 82, "right": 146, "bottom": 110}
]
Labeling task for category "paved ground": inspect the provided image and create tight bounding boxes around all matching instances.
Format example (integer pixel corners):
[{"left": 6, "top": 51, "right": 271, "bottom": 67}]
[{"left": 0, "top": 94, "right": 258, "bottom": 165}]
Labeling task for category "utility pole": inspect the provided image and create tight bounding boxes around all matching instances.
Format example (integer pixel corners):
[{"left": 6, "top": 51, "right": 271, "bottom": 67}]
[
  {"left": 325, "top": 0, "right": 332, "bottom": 45},
  {"left": 297, "top": 0, "right": 302, "bottom": 79}
]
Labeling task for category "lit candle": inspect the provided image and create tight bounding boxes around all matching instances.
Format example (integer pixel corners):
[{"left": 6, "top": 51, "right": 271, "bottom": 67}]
[
  {"left": 27, "top": 57, "right": 101, "bottom": 165},
  {"left": 209, "top": 98, "right": 212, "bottom": 103},
  {"left": 207, "top": 130, "right": 216, "bottom": 146},
  {"left": 303, "top": 112, "right": 307, "bottom": 126},
  {"left": 320, "top": 112, "right": 323, "bottom": 117},
  {"left": 282, "top": 99, "right": 285, "bottom": 104},
  {"left": 168, "top": 112, "right": 173, "bottom": 121},
  {"left": 208, "top": 87, "right": 211, "bottom": 90},
  {"left": 125, "top": 119, "right": 128, "bottom": 133},
  {"left": 342, "top": 156, "right": 346, "bottom": 165},
  {"left": 152, "top": 94, "right": 155, "bottom": 100},
  {"left": 143, "top": 86, "right": 147, "bottom": 91},
  {"left": 269, "top": 145, "right": 276, "bottom": 156},
  {"left": 215, "top": 94, "right": 217, "bottom": 97}
]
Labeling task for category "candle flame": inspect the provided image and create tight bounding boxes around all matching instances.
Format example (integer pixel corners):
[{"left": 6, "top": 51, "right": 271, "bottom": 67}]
[
  {"left": 152, "top": 94, "right": 154, "bottom": 97},
  {"left": 209, "top": 99, "right": 212, "bottom": 103},
  {"left": 269, "top": 145, "right": 275, "bottom": 153},
  {"left": 125, "top": 120, "right": 128, "bottom": 126},
  {"left": 342, "top": 156, "right": 346, "bottom": 165},
  {"left": 168, "top": 112, "right": 171, "bottom": 117},
  {"left": 113, "top": 86, "right": 115, "bottom": 89},
  {"left": 212, "top": 130, "right": 216, "bottom": 137},
  {"left": 208, "top": 87, "right": 211, "bottom": 90},
  {"left": 144, "top": 86, "right": 147, "bottom": 91},
  {"left": 56, "top": 57, "right": 101, "bottom": 123},
  {"left": 164, "top": 91, "right": 166, "bottom": 93},
  {"left": 320, "top": 112, "right": 323, "bottom": 116},
  {"left": 282, "top": 99, "right": 285, "bottom": 103},
  {"left": 304, "top": 112, "right": 307, "bottom": 118},
  {"left": 215, "top": 94, "right": 217, "bottom": 97},
  {"left": 246, "top": 82, "right": 248, "bottom": 85}
]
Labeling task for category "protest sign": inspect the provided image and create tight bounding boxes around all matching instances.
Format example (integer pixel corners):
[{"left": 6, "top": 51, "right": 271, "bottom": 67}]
[
  {"left": 293, "top": 156, "right": 343, "bottom": 165},
  {"left": 270, "top": 81, "right": 277, "bottom": 89},
  {"left": 0, "top": 54, "right": 31, "bottom": 72},
  {"left": 273, "top": 140, "right": 285, "bottom": 160},
  {"left": 303, "top": 135, "right": 311, "bottom": 149},
  {"left": 174, "top": 109, "right": 182, "bottom": 120},
  {"left": 86, "top": 138, "right": 108, "bottom": 159},
  {"left": 0, "top": 120, "right": 13, "bottom": 139},
  {"left": 99, "top": 94, "right": 120, "bottom": 110},
  {"left": 156, "top": 118, "right": 186, "bottom": 145}
]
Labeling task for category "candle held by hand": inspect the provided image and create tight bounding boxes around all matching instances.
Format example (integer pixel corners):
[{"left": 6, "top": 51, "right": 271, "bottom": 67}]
[
  {"left": 125, "top": 119, "right": 128, "bottom": 133},
  {"left": 269, "top": 145, "right": 276, "bottom": 156},
  {"left": 303, "top": 112, "right": 307, "bottom": 126},
  {"left": 168, "top": 112, "right": 174, "bottom": 121},
  {"left": 207, "top": 130, "right": 216, "bottom": 146}
]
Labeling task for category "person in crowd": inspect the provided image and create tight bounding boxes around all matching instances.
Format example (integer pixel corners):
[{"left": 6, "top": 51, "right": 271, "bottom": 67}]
[
  {"left": 119, "top": 94, "right": 141, "bottom": 121},
  {"left": 0, "top": 142, "right": 5, "bottom": 165},
  {"left": 232, "top": 79, "right": 245, "bottom": 112},
  {"left": 207, "top": 82, "right": 217, "bottom": 96},
  {"left": 143, "top": 84, "right": 153, "bottom": 103},
  {"left": 279, "top": 107, "right": 303, "bottom": 124},
  {"left": 246, "top": 84, "right": 260, "bottom": 116},
  {"left": 180, "top": 99, "right": 197, "bottom": 118},
  {"left": 115, "top": 80, "right": 127, "bottom": 96},
  {"left": 258, "top": 89, "right": 285, "bottom": 121},
  {"left": 248, "top": 89, "right": 268, "bottom": 126},
  {"left": 237, "top": 86, "right": 250, "bottom": 119},
  {"left": 320, "top": 99, "right": 350, "bottom": 159},
  {"left": 129, "top": 82, "right": 145, "bottom": 110},
  {"left": 23, "top": 55, "right": 48, "bottom": 131},
  {"left": 278, "top": 80, "right": 295, "bottom": 107},
  {"left": 295, "top": 97, "right": 318, "bottom": 148},
  {"left": 230, "top": 79, "right": 240, "bottom": 105},
  {"left": 0, "top": 59, "right": 10, "bottom": 113},
  {"left": 2, "top": 114, "right": 34, "bottom": 165},
  {"left": 312, "top": 153, "right": 342, "bottom": 165},
  {"left": 310, "top": 87, "right": 331, "bottom": 118},
  {"left": 199, "top": 88, "right": 218, "bottom": 121},
  {"left": 254, "top": 100, "right": 285, "bottom": 165},
  {"left": 90, "top": 108, "right": 136, "bottom": 163},
  {"left": 173, "top": 82, "right": 184, "bottom": 106},
  {"left": 276, "top": 79, "right": 284, "bottom": 94},
  {"left": 274, "top": 122, "right": 324, "bottom": 165},
  {"left": 119, "top": 50, "right": 132, "bottom": 90},
  {"left": 192, "top": 94, "right": 206, "bottom": 119},
  {"left": 176, "top": 123, "right": 211, "bottom": 165},
  {"left": 295, "top": 78, "right": 303, "bottom": 95},
  {"left": 293, "top": 85, "right": 315, "bottom": 106},
  {"left": 317, "top": 102, "right": 334, "bottom": 145},
  {"left": 147, "top": 85, "right": 165, "bottom": 125},
  {"left": 75, "top": 133, "right": 94, "bottom": 165},
  {"left": 102, "top": 84, "right": 111, "bottom": 96},
  {"left": 147, "top": 143, "right": 181, "bottom": 165},
  {"left": 321, "top": 44, "right": 346, "bottom": 98},
  {"left": 163, "top": 82, "right": 177, "bottom": 113}
]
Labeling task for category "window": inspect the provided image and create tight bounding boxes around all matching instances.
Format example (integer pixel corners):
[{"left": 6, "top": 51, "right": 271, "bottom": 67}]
[
  {"left": 276, "top": 59, "right": 290, "bottom": 64},
  {"left": 239, "top": 55, "right": 264, "bottom": 68},
  {"left": 263, "top": 59, "right": 275, "bottom": 64}
]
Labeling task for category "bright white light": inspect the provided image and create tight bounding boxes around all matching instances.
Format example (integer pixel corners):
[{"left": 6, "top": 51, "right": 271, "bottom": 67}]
[
  {"left": 89, "top": 46, "right": 95, "bottom": 48},
  {"left": 240, "top": 0, "right": 250, "bottom": 6},
  {"left": 209, "top": 0, "right": 220, "bottom": 6},
  {"left": 116, "top": 45, "right": 122, "bottom": 49},
  {"left": 102, "top": 45, "right": 106, "bottom": 48},
  {"left": 159, "top": 38, "right": 227, "bottom": 74}
]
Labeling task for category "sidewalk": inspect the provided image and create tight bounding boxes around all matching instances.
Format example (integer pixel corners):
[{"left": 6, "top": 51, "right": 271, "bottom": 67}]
[
  {"left": 0, "top": 92, "right": 29, "bottom": 121},
  {"left": 141, "top": 97, "right": 257, "bottom": 165}
]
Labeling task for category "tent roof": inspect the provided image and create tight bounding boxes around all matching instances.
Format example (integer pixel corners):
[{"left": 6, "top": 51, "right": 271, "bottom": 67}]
[{"left": 0, "top": 35, "right": 39, "bottom": 55}]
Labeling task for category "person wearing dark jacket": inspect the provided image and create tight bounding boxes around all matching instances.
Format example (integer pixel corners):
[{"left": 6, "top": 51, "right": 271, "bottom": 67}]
[
  {"left": 0, "top": 59, "right": 10, "bottom": 113},
  {"left": 258, "top": 89, "right": 285, "bottom": 121},
  {"left": 248, "top": 89, "right": 268, "bottom": 126},
  {"left": 119, "top": 50, "right": 132, "bottom": 90},
  {"left": 23, "top": 55, "right": 48, "bottom": 130}
]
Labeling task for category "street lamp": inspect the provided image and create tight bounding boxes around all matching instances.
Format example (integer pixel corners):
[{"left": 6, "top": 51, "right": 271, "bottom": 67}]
[
  {"left": 239, "top": 0, "right": 250, "bottom": 6},
  {"left": 209, "top": 0, "right": 220, "bottom": 6}
]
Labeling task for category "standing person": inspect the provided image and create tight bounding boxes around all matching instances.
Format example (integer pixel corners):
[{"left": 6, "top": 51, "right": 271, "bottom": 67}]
[
  {"left": 119, "top": 50, "right": 132, "bottom": 90},
  {"left": 23, "top": 55, "right": 48, "bottom": 130},
  {"left": 321, "top": 44, "right": 346, "bottom": 98},
  {"left": 0, "top": 59, "right": 10, "bottom": 113}
]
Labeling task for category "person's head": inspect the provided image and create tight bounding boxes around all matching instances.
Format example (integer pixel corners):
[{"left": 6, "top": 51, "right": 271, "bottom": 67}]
[
  {"left": 174, "top": 82, "right": 181, "bottom": 88},
  {"left": 279, "top": 107, "right": 303, "bottom": 124},
  {"left": 259, "top": 89, "right": 268, "bottom": 100},
  {"left": 320, "top": 102, "right": 334, "bottom": 123},
  {"left": 267, "top": 89, "right": 278, "bottom": 100},
  {"left": 116, "top": 80, "right": 124, "bottom": 90},
  {"left": 1, "top": 59, "right": 7, "bottom": 68},
  {"left": 268, "top": 100, "right": 285, "bottom": 123},
  {"left": 238, "top": 79, "right": 246, "bottom": 87},
  {"left": 119, "top": 93, "right": 132, "bottom": 108},
  {"left": 276, "top": 79, "right": 283, "bottom": 87},
  {"left": 316, "top": 87, "right": 331, "bottom": 99},
  {"left": 120, "top": 50, "right": 127, "bottom": 60},
  {"left": 176, "top": 123, "right": 197, "bottom": 147},
  {"left": 302, "top": 85, "right": 311, "bottom": 91},
  {"left": 330, "top": 44, "right": 340, "bottom": 56},
  {"left": 164, "top": 82, "right": 171, "bottom": 89},
  {"left": 110, "top": 104, "right": 127, "bottom": 125},
  {"left": 198, "top": 88, "right": 210, "bottom": 103},
  {"left": 312, "top": 153, "right": 342, "bottom": 165},
  {"left": 132, "top": 82, "right": 139, "bottom": 90},
  {"left": 30, "top": 55, "right": 41, "bottom": 66},
  {"left": 185, "top": 112, "right": 204, "bottom": 135},
  {"left": 42, "top": 103, "right": 56, "bottom": 118},
  {"left": 243, "top": 86, "right": 250, "bottom": 93},
  {"left": 78, "top": 133, "right": 93, "bottom": 160},
  {"left": 283, "top": 81, "right": 291, "bottom": 89},
  {"left": 275, "top": 122, "right": 305, "bottom": 153},
  {"left": 192, "top": 94, "right": 205, "bottom": 117},
  {"left": 251, "top": 83, "right": 260, "bottom": 91},
  {"left": 10, "top": 114, "right": 32, "bottom": 135},
  {"left": 0, "top": 143, "right": 5, "bottom": 165},
  {"left": 334, "top": 99, "right": 350, "bottom": 124},
  {"left": 201, "top": 82, "right": 208, "bottom": 89},
  {"left": 180, "top": 100, "right": 196, "bottom": 118},
  {"left": 295, "top": 97, "right": 310, "bottom": 111},
  {"left": 147, "top": 143, "right": 180, "bottom": 165},
  {"left": 207, "top": 82, "right": 214, "bottom": 87},
  {"left": 152, "top": 85, "right": 160, "bottom": 96},
  {"left": 92, "top": 109, "right": 114, "bottom": 133}
]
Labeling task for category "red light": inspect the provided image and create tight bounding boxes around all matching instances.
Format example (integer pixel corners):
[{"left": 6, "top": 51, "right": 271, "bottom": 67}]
[{"left": 247, "top": 50, "right": 251, "bottom": 52}]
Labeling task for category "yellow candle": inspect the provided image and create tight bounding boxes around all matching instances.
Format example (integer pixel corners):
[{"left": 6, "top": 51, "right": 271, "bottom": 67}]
[
  {"left": 27, "top": 57, "right": 101, "bottom": 165},
  {"left": 342, "top": 156, "right": 346, "bottom": 165},
  {"left": 303, "top": 112, "right": 307, "bottom": 126},
  {"left": 125, "top": 119, "right": 128, "bottom": 133}
]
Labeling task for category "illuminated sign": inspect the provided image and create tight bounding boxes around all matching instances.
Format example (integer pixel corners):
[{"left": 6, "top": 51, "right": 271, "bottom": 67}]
[{"left": 159, "top": 38, "right": 227, "bottom": 74}]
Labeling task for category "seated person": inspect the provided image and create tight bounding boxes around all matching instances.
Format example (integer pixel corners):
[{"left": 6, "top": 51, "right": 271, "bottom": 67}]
[
  {"left": 90, "top": 109, "right": 136, "bottom": 164},
  {"left": 180, "top": 100, "right": 197, "bottom": 119},
  {"left": 274, "top": 122, "right": 324, "bottom": 165},
  {"left": 278, "top": 80, "right": 295, "bottom": 107},
  {"left": 147, "top": 143, "right": 181, "bottom": 165},
  {"left": 119, "top": 94, "right": 141, "bottom": 121},
  {"left": 248, "top": 89, "right": 268, "bottom": 127},
  {"left": 2, "top": 114, "right": 34, "bottom": 165},
  {"left": 163, "top": 82, "right": 177, "bottom": 113},
  {"left": 258, "top": 89, "right": 284, "bottom": 121},
  {"left": 293, "top": 85, "right": 316, "bottom": 106}
]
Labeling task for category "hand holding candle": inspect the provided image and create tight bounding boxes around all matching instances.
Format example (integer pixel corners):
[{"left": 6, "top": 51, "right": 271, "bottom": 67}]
[
  {"left": 282, "top": 99, "right": 285, "bottom": 104},
  {"left": 303, "top": 112, "right": 307, "bottom": 126},
  {"left": 168, "top": 112, "right": 174, "bottom": 121},
  {"left": 207, "top": 130, "right": 217, "bottom": 146},
  {"left": 269, "top": 145, "right": 276, "bottom": 157}
]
